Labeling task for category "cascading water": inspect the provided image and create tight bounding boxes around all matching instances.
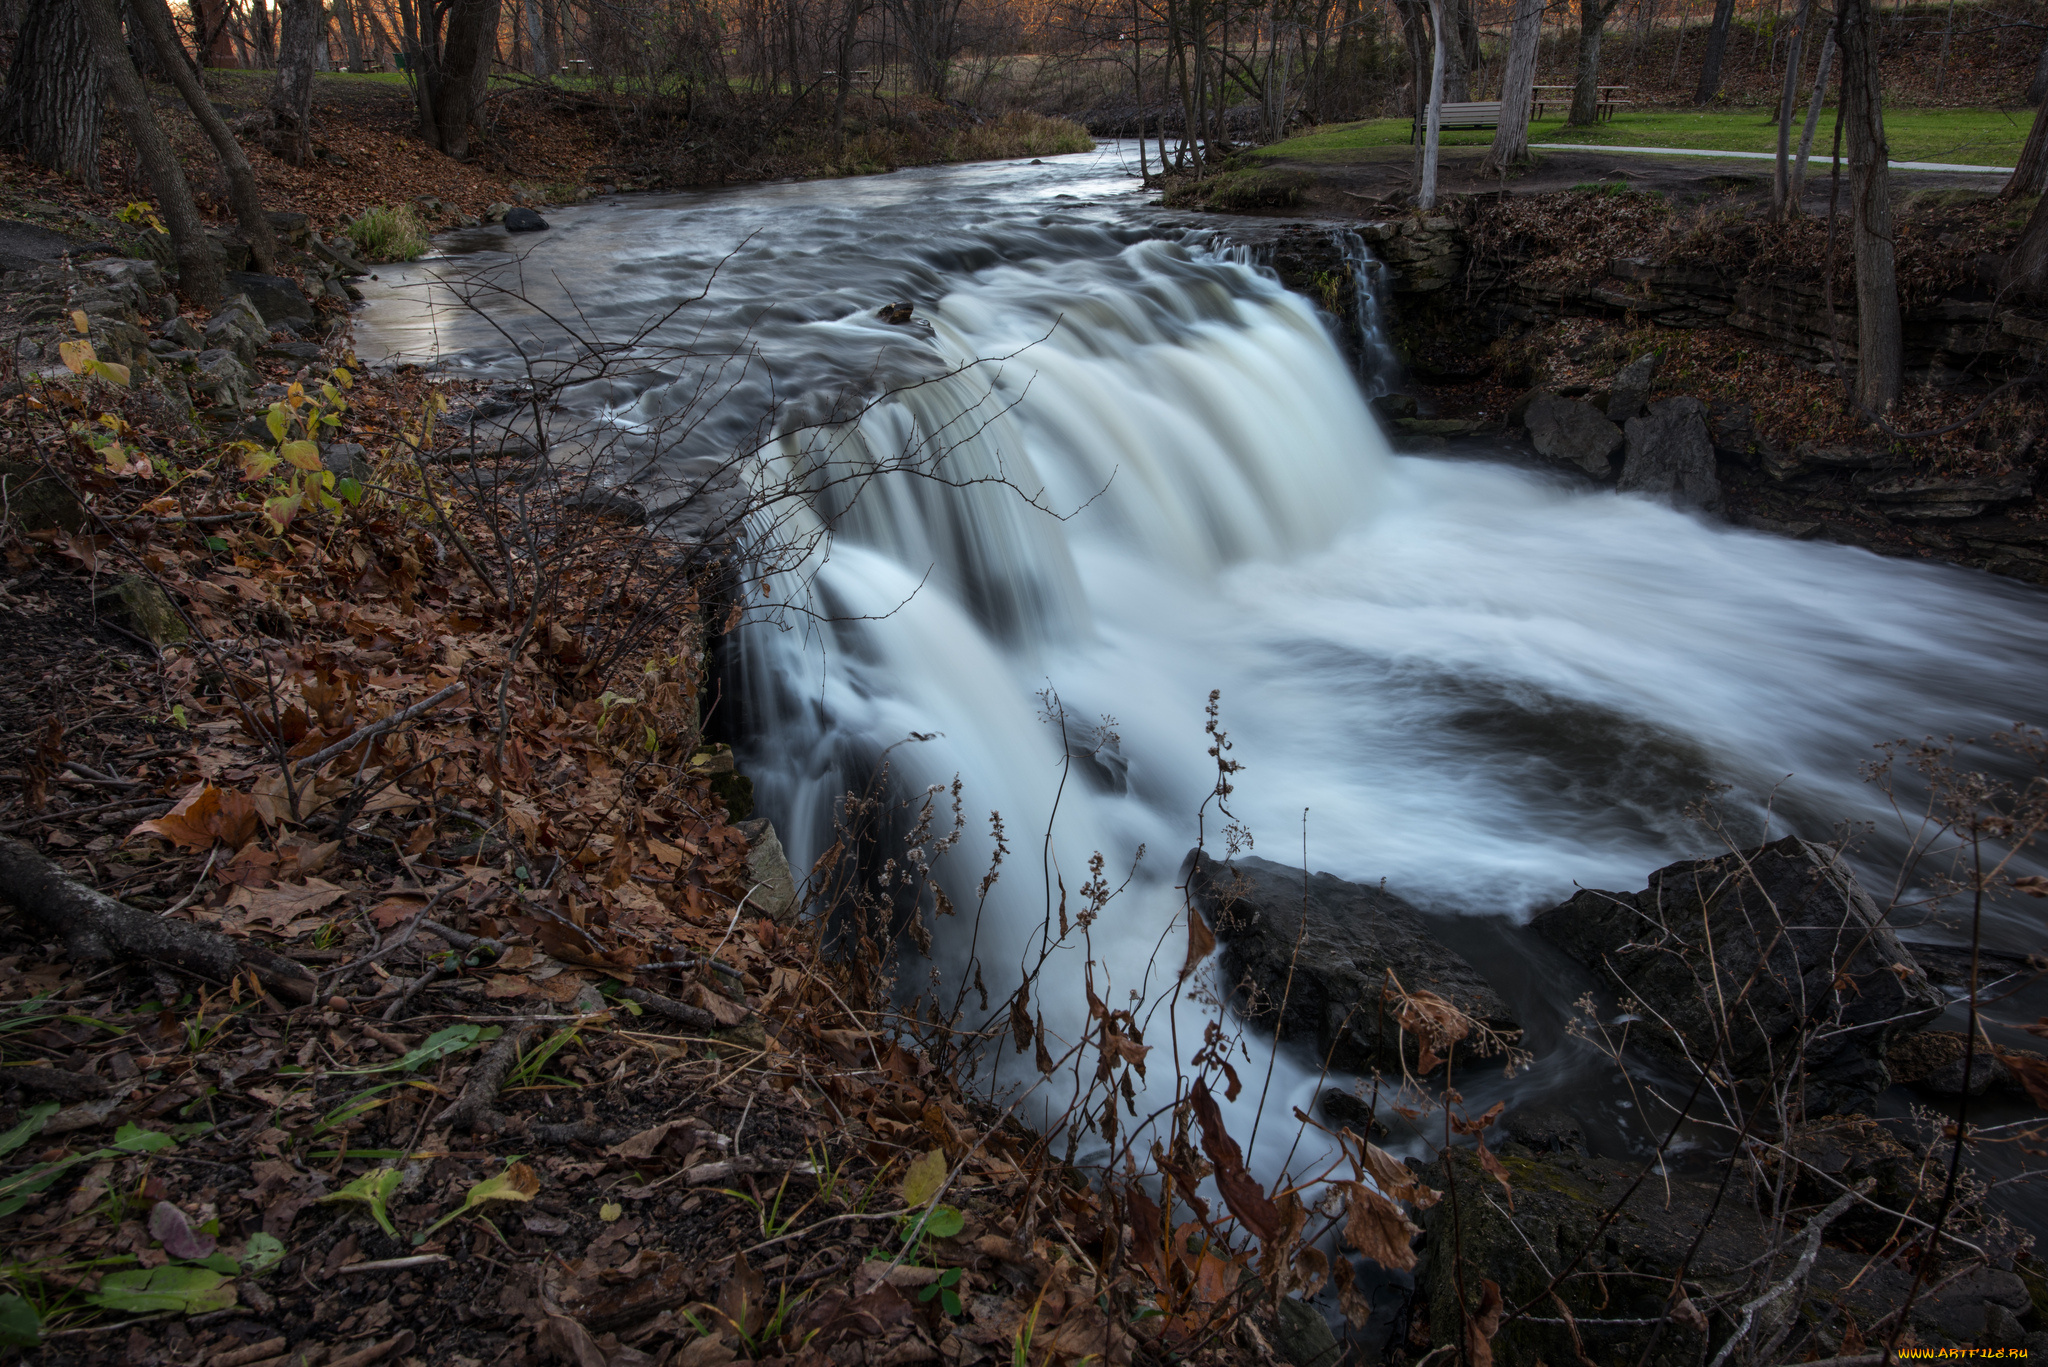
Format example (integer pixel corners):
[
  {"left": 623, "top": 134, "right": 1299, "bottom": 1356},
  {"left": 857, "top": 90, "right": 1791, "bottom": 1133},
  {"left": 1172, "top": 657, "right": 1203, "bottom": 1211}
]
[{"left": 354, "top": 147, "right": 2048, "bottom": 1197}]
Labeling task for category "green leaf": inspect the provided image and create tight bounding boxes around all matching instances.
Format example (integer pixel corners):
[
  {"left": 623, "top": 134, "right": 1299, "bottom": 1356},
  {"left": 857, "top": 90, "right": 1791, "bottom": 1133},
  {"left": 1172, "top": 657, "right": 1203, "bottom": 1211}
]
[
  {"left": 925, "top": 1205, "right": 964, "bottom": 1240},
  {"left": 266, "top": 406, "right": 288, "bottom": 443},
  {"left": 204, "top": 536, "right": 230, "bottom": 552},
  {"left": 318, "top": 1167, "right": 404, "bottom": 1239},
  {"left": 323, "top": 1023, "right": 496, "bottom": 1077},
  {"left": 0, "top": 1292, "right": 40, "bottom": 1348},
  {"left": 336, "top": 477, "right": 364, "bottom": 506},
  {"left": 110, "top": 1124, "right": 175, "bottom": 1154},
  {"left": 279, "top": 440, "right": 324, "bottom": 472},
  {"left": 0, "top": 1101, "right": 58, "bottom": 1159},
  {"left": 413, "top": 1161, "right": 539, "bottom": 1244},
  {"left": 240, "top": 1232, "right": 286, "bottom": 1274},
  {"left": 91, "top": 1265, "right": 235, "bottom": 1315},
  {"left": 191, "top": 1251, "right": 240, "bottom": 1275},
  {"left": 899, "top": 1149, "right": 946, "bottom": 1208}
]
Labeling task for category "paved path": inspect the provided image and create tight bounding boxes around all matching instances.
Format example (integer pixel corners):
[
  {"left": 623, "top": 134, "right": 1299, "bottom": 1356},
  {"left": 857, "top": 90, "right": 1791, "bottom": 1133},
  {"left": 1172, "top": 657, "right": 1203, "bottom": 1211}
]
[{"left": 1531, "top": 143, "right": 2014, "bottom": 174}]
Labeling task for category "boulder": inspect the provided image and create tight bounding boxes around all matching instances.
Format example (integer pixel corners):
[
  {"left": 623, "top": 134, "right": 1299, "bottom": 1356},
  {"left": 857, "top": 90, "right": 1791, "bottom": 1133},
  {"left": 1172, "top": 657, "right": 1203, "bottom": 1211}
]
[
  {"left": 1617, "top": 396, "right": 1722, "bottom": 512},
  {"left": 154, "top": 315, "right": 203, "bottom": 350},
  {"left": 565, "top": 488, "right": 644, "bottom": 523},
  {"left": 1371, "top": 393, "right": 1420, "bottom": 420},
  {"left": 202, "top": 297, "right": 266, "bottom": 364},
  {"left": 735, "top": 818, "right": 800, "bottom": 921},
  {"left": 320, "top": 442, "right": 372, "bottom": 480},
  {"left": 311, "top": 237, "right": 370, "bottom": 277},
  {"left": 222, "top": 271, "right": 313, "bottom": 324},
  {"left": 94, "top": 575, "right": 188, "bottom": 645},
  {"left": 504, "top": 207, "right": 550, "bottom": 233},
  {"left": 0, "top": 461, "right": 84, "bottom": 532},
  {"left": 191, "top": 349, "right": 253, "bottom": 409},
  {"left": 1605, "top": 351, "right": 1661, "bottom": 422},
  {"left": 1708, "top": 397, "right": 1769, "bottom": 469},
  {"left": 86, "top": 257, "right": 165, "bottom": 300},
  {"left": 483, "top": 202, "right": 515, "bottom": 223},
  {"left": 1184, "top": 850, "right": 1518, "bottom": 1072},
  {"left": 1318, "top": 1088, "right": 1387, "bottom": 1137},
  {"left": 264, "top": 210, "right": 311, "bottom": 249},
  {"left": 1532, "top": 836, "right": 1944, "bottom": 1114},
  {"left": 1524, "top": 395, "right": 1623, "bottom": 479},
  {"left": 1886, "top": 1029, "right": 2045, "bottom": 1096}
]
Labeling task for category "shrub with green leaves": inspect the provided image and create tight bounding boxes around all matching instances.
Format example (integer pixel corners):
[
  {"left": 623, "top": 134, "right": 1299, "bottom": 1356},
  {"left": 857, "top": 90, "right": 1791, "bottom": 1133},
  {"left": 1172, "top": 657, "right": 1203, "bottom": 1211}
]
[{"left": 345, "top": 205, "right": 429, "bottom": 263}]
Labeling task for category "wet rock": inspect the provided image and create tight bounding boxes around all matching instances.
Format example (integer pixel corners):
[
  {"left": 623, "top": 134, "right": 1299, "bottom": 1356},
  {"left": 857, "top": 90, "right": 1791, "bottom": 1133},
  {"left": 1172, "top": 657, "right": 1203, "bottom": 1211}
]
[
  {"left": 1774, "top": 1113, "right": 1924, "bottom": 1249},
  {"left": 1763, "top": 442, "right": 1910, "bottom": 483},
  {"left": 0, "top": 461, "right": 84, "bottom": 532},
  {"left": 1371, "top": 393, "right": 1420, "bottom": 420},
  {"left": 564, "top": 488, "right": 644, "bottom": 523},
  {"left": 1850, "top": 468, "right": 2032, "bottom": 519},
  {"left": 94, "top": 575, "right": 188, "bottom": 645},
  {"left": 1319, "top": 1088, "right": 1388, "bottom": 1138},
  {"left": 320, "top": 442, "right": 372, "bottom": 481},
  {"left": 1605, "top": 351, "right": 1661, "bottom": 422},
  {"left": 1523, "top": 395, "right": 1623, "bottom": 479},
  {"left": 1497, "top": 1102, "right": 1585, "bottom": 1156},
  {"left": 1393, "top": 417, "right": 1496, "bottom": 438},
  {"left": 735, "top": 818, "right": 799, "bottom": 921},
  {"left": 1532, "top": 836, "right": 1944, "bottom": 1114},
  {"left": 1618, "top": 397, "right": 1722, "bottom": 512},
  {"left": 1274, "top": 1296, "right": 1341, "bottom": 1367},
  {"left": 311, "top": 237, "right": 369, "bottom": 277},
  {"left": 877, "top": 302, "right": 916, "bottom": 324},
  {"left": 223, "top": 271, "right": 313, "bottom": 325},
  {"left": 1886, "top": 1030, "right": 2042, "bottom": 1096},
  {"left": 1184, "top": 850, "right": 1518, "bottom": 1073},
  {"left": 504, "top": 207, "right": 550, "bottom": 233}
]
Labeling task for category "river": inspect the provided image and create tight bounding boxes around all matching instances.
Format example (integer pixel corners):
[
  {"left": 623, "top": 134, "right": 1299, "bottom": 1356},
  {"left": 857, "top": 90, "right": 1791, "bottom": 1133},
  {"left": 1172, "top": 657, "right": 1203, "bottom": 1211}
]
[{"left": 353, "top": 144, "right": 2048, "bottom": 1207}]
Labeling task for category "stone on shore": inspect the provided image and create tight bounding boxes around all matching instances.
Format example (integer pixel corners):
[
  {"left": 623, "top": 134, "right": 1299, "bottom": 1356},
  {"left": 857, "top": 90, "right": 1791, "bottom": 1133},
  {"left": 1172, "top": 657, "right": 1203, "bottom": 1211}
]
[
  {"left": 1618, "top": 396, "right": 1722, "bottom": 512},
  {"left": 1523, "top": 395, "right": 1623, "bottom": 479}
]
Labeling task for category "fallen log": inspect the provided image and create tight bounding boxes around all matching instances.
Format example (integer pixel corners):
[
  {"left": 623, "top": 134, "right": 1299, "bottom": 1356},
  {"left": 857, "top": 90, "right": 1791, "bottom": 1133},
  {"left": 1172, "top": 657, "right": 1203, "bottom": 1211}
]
[{"left": 0, "top": 836, "right": 316, "bottom": 1002}]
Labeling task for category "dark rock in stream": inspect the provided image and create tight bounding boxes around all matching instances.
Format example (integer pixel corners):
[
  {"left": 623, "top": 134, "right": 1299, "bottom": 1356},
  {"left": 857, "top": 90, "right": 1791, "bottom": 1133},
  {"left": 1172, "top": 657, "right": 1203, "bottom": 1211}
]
[
  {"left": 1532, "top": 836, "right": 1943, "bottom": 1114},
  {"left": 1418, "top": 1144, "right": 2030, "bottom": 1364},
  {"left": 504, "top": 207, "right": 550, "bottom": 233},
  {"left": 1604, "top": 351, "right": 1661, "bottom": 423},
  {"left": 1183, "top": 851, "right": 1518, "bottom": 1072},
  {"left": 1523, "top": 394, "right": 1622, "bottom": 479},
  {"left": 1618, "top": 397, "right": 1722, "bottom": 512}
]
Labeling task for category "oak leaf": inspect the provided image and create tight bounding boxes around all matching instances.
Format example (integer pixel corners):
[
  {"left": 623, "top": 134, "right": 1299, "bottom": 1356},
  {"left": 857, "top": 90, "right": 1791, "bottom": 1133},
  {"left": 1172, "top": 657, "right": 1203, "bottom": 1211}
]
[{"left": 129, "top": 783, "right": 262, "bottom": 852}]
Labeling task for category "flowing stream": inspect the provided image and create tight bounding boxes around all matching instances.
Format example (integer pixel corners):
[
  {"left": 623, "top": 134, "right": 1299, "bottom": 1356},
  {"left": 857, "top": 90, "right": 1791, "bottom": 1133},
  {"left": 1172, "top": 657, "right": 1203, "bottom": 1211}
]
[{"left": 355, "top": 146, "right": 2048, "bottom": 1197}]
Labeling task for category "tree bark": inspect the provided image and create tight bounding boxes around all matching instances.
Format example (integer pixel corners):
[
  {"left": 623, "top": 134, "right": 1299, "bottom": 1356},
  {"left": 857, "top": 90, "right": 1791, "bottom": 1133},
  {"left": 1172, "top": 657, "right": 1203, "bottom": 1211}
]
[
  {"left": 432, "top": 0, "right": 498, "bottom": 158},
  {"left": 1838, "top": 0, "right": 1901, "bottom": 413},
  {"left": 1482, "top": 0, "right": 1543, "bottom": 175},
  {"left": 1693, "top": 0, "right": 1736, "bottom": 102},
  {"left": 0, "top": 0, "right": 107, "bottom": 190},
  {"left": 2002, "top": 189, "right": 2048, "bottom": 300},
  {"left": 333, "top": 0, "right": 365, "bottom": 71},
  {"left": 1568, "top": 0, "right": 1618, "bottom": 127},
  {"left": 2004, "top": 99, "right": 2048, "bottom": 199},
  {"left": 0, "top": 838, "right": 314, "bottom": 1002},
  {"left": 1418, "top": 0, "right": 1445, "bottom": 209},
  {"left": 269, "top": 0, "right": 320, "bottom": 166},
  {"left": 1440, "top": 0, "right": 1469, "bottom": 101},
  {"left": 1791, "top": 25, "right": 1835, "bottom": 205},
  {"left": 130, "top": 0, "right": 278, "bottom": 273},
  {"left": 74, "top": 0, "right": 226, "bottom": 308},
  {"left": 1771, "top": 0, "right": 1814, "bottom": 218},
  {"left": 2029, "top": 33, "right": 2048, "bottom": 106},
  {"left": 521, "top": 0, "right": 551, "bottom": 75}
]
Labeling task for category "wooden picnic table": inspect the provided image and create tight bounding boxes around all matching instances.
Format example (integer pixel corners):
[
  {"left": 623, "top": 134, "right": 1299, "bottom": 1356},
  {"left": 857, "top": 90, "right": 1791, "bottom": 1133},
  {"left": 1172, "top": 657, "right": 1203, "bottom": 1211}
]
[{"left": 1531, "top": 84, "right": 1632, "bottom": 121}]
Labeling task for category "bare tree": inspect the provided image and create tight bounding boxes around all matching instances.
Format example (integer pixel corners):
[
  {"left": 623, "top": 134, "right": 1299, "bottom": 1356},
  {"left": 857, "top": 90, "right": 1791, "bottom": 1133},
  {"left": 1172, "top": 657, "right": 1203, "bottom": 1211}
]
[
  {"left": 2004, "top": 91, "right": 2048, "bottom": 199},
  {"left": 129, "top": 0, "right": 281, "bottom": 273},
  {"left": 72, "top": 0, "right": 226, "bottom": 308},
  {"left": 1692, "top": 0, "right": 1734, "bottom": 102},
  {"left": 1790, "top": 24, "right": 1835, "bottom": 207},
  {"left": 1482, "top": 0, "right": 1542, "bottom": 175},
  {"left": 1568, "top": 0, "right": 1625, "bottom": 127},
  {"left": 1417, "top": 0, "right": 1444, "bottom": 208},
  {"left": 1838, "top": 0, "right": 1900, "bottom": 413},
  {"left": 1770, "top": 0, "right": 1814, "bottom": 219},
  {"left": 270, "top": 0, "right": 322, "bottom": 166},
  {"left": 2029, "top": 32, "right": 2048, "bottom": 105},
  {"left": 0, "top": 0, "right": 106, "bottom": 189}
]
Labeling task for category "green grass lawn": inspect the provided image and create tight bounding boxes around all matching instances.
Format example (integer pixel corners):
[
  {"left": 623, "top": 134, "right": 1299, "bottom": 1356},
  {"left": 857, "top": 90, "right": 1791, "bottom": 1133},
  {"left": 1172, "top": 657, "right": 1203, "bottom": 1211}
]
[{"left": 1253, "top": 106, "right": 2035, "bottom": 166}]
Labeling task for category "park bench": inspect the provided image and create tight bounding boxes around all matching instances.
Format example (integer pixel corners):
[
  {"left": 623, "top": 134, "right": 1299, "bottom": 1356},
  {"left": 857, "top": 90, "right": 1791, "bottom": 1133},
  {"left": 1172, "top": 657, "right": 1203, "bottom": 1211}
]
[
  {"left": 1532, "top": 85, "right": 1631, "bottom": 121},
  {"left": 1412, "top": 100, "right": 1502, "bottom": 142}
]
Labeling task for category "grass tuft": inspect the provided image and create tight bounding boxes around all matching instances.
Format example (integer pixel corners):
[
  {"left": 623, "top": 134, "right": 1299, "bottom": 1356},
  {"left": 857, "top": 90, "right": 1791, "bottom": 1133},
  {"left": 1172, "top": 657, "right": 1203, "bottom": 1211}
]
[{"left": 345, "top": 204, "right": 429, "bottom": 263}]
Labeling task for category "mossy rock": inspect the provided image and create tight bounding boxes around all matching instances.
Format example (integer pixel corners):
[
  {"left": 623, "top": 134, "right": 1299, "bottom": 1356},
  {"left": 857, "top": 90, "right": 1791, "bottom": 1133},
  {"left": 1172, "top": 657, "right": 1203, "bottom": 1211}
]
[
  {"left": 94, "top": 575, "right": 188, "bottom": 645},
  {"left": 0, "top": 461, "right": 84, "bottom": 533},
  {"left": 709, "top": 769, "right": 754, "bottom": 821},
  {"left": 1162, "top": 168, "right": 1313, "bottom": 211}
]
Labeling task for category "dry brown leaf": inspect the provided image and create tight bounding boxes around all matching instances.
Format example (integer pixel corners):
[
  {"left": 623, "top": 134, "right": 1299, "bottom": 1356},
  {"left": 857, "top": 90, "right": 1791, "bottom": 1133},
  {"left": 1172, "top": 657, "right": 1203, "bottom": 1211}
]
[
  {"left": 1358, "top": 1141, "right": 1442, "bottom": 1211},
  {"left": 1340, "top": 1180, "right": 1421, "bottom": 1272},
  {"left": 1464, "top": 1277, "right": 1503, "bottom": 1367},
  {"left": 1189, "top": 1077, "right": 1280, "bottom": 1245},
  {"left": 129, "top": 782, "right": 263, "bottom": 851},
  {"left": 1475, "top": 1139, "right": 1514, "bottom": 1209},
  {"left": 1182, "top": 902, "right": 1215, "bottom": 979},
  {"left": 226, "top": 878, "right": 347, "bottom": 930}
]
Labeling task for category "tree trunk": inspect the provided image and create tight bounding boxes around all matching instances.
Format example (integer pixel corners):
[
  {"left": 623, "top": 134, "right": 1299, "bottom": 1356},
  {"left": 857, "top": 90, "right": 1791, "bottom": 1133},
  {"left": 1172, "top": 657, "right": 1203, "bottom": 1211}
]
[
  {"left": 522, "top": 0, "right": 550, "bottom": 75},
  {"left": 1838, "top": 0, "right": 1900, "bottom": 413},
  {"left": 1482, "top": 0, "right": 1543, "bottom": 174},
  {"left": 1567, "top": 0, "right": 1613, "bottom": 127},
  {"left": 0, "top": 0, "right": 106, "bottom": 190},
  {"left": 1440, "top": 0, "right": 1469, "bottom": 101},
  {"left": 1771, "top": 0, "right": 1813, "bottom": 218},
  {"left": 2002, "top": 187, "right": 2048, "bottom": 300},
  {"left": 0, "top": 838, "right": 315, "bottom": 1002},
  {"left": 131, "top": 0, "right": 279, "bottom": 273},
  {"left": 2030, "top": 33, "right": 2048, "bottom": 105},
  {"left": 1418, "top": 0, "right": 1444, "bottom": 208},
  {"left": 2005, "top": 100, "right": 2048, "bottom": 199},
  {"left": 74, "top": 0, "right": 225, "bottom": 307},
  {"left": 1693, "top": 0, "right": 1736, "bottom": 102},
  {"left": 334, "top": 0, "right": 365, "bottom": 71},
  {"left": 270, "top": 0, "right": 320, "bottom": 166},
  {"left": 1791, "top": 24, "right": 1835, "bottom": 203}
]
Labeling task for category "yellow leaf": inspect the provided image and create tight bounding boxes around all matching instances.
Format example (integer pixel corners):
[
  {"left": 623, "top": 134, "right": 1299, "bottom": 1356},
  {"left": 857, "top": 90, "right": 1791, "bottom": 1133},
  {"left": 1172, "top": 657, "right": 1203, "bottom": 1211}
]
[
  {"left": 59, "top": 339, "right": 96, "bottom": 375},
  {"left": 899, "top": 1149, "right": 947, "bottom": 1208},
  {"left": 90, "top": 360, "right": 131, "bottom": 388},
  {"left": 70, "top": 310, "right": 89, "bottom": 334},
  {"left": 266, "top": 407, "right": 288, "bottom": 443},
  {"left": 599, "top": 1202, "right": 621, "bottom": 1222},
  {"left": 333, "top": 366, "right": 354, "bottom": 388},
  {"left": 280, "top": 440, "right": 324, "bottom": 472},
  {"left": 239, "top": 448, "right": 281, "bottom": 480}
]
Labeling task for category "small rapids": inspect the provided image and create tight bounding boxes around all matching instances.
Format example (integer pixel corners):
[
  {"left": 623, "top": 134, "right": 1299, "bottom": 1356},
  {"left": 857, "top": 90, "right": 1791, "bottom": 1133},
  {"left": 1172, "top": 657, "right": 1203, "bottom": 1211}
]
[{"left": 353, "top": 146, "right": 2048, "bottom": 1199}]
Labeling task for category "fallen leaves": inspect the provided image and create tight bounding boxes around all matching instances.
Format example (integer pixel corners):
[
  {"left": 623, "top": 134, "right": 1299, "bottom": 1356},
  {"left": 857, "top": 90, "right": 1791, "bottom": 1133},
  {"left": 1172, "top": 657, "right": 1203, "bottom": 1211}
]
[{"left": 129, "top": 782, "right": 263, "bottom": 851}]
